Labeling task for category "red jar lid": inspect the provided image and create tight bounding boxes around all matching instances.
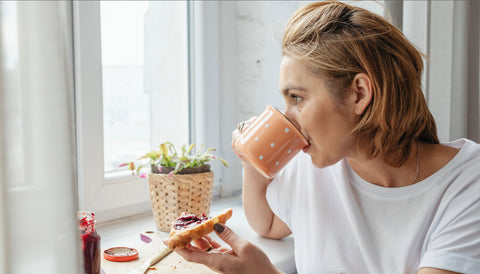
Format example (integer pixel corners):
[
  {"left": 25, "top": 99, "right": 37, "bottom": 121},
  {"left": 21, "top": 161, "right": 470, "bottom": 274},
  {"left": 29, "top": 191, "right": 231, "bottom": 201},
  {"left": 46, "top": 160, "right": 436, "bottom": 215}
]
[{"left": 103, "top": 247, "right": 139, "bottom": 262}]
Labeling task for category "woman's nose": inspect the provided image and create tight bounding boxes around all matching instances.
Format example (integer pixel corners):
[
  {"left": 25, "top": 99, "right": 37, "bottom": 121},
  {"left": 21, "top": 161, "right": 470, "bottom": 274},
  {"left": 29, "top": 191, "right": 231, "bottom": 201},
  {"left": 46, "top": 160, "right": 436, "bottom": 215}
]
[
  {"left": 283, "top": 108, "right": 300, "bottom": 129},
  {"left": 282, "top": 106, "right": 291, "bottom": 118},
  {"left": 283, "top": 104, "right": 292, "bottom": 116}
]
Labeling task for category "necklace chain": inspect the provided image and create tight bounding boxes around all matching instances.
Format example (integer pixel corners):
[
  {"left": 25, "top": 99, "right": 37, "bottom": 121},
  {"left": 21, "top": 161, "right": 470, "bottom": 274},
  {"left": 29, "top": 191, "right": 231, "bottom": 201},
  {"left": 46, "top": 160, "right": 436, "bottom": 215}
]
[{"left": 413, "top": 142, "right": 420, "bottom": 184}]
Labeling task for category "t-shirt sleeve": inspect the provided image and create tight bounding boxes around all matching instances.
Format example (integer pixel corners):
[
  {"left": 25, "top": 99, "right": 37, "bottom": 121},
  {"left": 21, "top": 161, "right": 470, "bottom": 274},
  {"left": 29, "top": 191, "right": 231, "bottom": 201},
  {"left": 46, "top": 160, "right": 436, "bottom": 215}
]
[
  {"left": 266, "top": 169, "right": 292, "bottom": 229},
  {"left": 419, "top": 179, "right": 480, "bottom": 273},
  {"left": 265, "top": 155, "right": 301, "bottom": 229}
]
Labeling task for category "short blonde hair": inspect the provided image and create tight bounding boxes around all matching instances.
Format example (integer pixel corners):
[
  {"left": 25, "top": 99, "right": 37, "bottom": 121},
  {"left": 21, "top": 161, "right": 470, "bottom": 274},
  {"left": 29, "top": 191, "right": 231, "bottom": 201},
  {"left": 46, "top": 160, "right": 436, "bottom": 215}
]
[{"left": 282, "top": 1, "right": 439, "bottom": 167}]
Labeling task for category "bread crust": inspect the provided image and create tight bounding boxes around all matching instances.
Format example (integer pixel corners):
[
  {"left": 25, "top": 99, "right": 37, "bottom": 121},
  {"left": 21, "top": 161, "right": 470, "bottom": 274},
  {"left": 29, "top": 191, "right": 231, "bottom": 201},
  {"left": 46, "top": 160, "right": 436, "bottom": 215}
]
[{"left": 168, "top": 208, "right": 233, "bottom": 250}]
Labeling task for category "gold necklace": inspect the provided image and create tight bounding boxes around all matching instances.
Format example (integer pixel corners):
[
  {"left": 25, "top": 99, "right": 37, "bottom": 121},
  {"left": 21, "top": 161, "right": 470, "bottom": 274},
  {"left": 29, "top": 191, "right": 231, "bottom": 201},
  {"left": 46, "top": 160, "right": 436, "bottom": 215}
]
[{"left": 413, "top": 142, "right": 420, "bottom": 184}]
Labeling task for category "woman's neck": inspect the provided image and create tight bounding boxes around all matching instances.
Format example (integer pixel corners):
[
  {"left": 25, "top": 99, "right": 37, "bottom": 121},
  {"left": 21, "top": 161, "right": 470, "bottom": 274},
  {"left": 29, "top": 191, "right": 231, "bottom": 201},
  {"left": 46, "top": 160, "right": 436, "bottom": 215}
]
[
  {"left": 347, "top": 142, "right": 460, "bottom": 188},
  {"left": 347, "top": 142, "right": 420, "bottom": 188}
]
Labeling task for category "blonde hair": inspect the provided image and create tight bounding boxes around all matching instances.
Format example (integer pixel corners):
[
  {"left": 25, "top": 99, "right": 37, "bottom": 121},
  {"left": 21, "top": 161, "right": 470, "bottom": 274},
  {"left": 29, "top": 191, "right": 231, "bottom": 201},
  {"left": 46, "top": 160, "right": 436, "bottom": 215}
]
[{"left": 282, "top": 1, "right": 439, "bottom": 167}]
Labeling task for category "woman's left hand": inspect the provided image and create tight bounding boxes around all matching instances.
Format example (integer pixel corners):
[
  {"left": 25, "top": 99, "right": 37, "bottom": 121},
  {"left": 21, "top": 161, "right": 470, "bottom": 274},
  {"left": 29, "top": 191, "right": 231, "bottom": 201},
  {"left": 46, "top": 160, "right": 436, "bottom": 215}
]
[{"left": 165, "top": 224, "right": 283, "bottom": 274}]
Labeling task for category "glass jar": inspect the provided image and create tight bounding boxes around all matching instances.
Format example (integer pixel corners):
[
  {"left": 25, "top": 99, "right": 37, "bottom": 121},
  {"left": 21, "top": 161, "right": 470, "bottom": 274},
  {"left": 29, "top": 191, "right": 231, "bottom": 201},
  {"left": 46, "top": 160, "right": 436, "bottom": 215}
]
[{"left": 78, "top": 211, "right": 101, "bottom": 274}]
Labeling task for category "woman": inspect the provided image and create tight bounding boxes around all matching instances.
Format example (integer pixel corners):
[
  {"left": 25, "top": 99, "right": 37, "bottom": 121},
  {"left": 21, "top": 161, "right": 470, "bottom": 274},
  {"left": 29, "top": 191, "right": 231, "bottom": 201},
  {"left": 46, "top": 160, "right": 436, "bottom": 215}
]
[{"left": 168, "top": 1, "right": 480, "bottom": 273}]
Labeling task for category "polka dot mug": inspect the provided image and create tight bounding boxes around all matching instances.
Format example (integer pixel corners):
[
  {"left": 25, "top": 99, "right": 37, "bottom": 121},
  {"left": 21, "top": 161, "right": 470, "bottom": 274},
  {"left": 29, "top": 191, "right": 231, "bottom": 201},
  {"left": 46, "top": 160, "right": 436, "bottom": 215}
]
[{"left": 235, "top": 105, "right": 309, "bottom": 178}]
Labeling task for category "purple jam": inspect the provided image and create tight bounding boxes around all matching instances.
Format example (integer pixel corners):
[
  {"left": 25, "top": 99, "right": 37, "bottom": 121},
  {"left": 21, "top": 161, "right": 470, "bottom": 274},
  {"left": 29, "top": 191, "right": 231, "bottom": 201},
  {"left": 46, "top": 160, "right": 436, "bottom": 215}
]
[{"left": 174, "top": 212, "right": 210, "bottom": 230}]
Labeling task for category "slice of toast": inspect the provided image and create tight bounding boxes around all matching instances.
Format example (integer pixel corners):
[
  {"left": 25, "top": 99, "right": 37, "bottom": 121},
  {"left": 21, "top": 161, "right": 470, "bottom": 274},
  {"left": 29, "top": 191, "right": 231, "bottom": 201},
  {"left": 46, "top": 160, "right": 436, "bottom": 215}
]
[{"left": 168, "top": 208, "right": 233, "bottom": 250}]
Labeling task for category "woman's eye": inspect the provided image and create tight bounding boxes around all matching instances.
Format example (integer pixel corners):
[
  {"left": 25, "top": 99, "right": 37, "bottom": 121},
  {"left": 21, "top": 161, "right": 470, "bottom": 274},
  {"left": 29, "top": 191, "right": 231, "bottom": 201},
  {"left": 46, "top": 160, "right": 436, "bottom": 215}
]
[{"left": 291, "top": 94, "right": 302, "bottom": 104}]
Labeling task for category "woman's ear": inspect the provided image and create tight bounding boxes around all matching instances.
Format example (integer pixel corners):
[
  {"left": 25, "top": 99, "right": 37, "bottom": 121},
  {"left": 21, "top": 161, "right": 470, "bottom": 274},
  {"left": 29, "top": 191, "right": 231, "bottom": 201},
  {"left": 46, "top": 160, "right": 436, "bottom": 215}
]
[{"left": 350, "top": 73, "right": 373, "bottom": 115}]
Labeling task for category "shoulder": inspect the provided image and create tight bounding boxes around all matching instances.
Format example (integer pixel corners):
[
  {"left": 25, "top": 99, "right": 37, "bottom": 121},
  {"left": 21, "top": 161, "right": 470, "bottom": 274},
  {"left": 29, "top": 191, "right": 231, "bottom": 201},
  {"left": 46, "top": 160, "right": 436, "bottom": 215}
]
[
  {"left": 419, "top": 140, "right": 480, "bottom": 271},
  {"left": 443, "top": 139, "right": 480, "bottom": 181},
  {"left": 425, "top": 139, "right": 480, "bottom": 178},
  {"left": 432, "top": 139, "right": 480, "bottom": 206},
  {"left": 421, "top": 139, "right": 477, "bottom": 180},
  {"left": 441, "top": 138, "right": 480, "bottom": 158}
]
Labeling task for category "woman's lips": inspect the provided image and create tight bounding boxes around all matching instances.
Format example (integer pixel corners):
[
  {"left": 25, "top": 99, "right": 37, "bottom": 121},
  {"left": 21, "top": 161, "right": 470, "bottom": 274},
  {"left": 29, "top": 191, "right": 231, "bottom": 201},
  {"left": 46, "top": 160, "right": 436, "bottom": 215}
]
[{"left": 303, "top": 144, "right": 311, "bottom": 153}]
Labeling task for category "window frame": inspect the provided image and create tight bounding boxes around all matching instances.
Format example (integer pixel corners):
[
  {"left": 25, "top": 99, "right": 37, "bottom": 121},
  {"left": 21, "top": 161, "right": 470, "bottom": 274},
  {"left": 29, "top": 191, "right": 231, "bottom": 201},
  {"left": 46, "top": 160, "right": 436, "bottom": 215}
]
[
  {"left": 73, "top": 1, "right": 224, "bottom": 222},
  {"left": 73, "top": 1, "right": 152, "bottom": 222}
]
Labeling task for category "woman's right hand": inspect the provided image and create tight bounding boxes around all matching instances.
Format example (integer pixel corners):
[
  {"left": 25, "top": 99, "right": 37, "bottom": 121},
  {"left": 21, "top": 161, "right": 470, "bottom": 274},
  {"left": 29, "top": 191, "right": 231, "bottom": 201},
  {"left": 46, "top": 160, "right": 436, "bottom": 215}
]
[
  {"left": 232, "top": 116, "right": 270, "bottom": 181},
  {"left": 231, "top": 116, "right": 257, "bottom": 163}
]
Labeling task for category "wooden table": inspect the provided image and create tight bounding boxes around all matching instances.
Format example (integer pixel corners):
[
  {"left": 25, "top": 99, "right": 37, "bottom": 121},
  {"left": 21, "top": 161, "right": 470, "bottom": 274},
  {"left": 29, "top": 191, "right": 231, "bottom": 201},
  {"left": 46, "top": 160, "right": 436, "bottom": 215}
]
[{"left": 101, "top": 230, "right": 215, "bottom": 274}]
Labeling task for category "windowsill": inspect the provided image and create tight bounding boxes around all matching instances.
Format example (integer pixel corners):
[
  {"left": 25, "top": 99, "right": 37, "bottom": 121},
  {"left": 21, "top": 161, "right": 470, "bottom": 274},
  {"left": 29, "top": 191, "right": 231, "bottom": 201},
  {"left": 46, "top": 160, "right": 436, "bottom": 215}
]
[{"left": 97, "top": 195, "right": 296, "bottom": 273}]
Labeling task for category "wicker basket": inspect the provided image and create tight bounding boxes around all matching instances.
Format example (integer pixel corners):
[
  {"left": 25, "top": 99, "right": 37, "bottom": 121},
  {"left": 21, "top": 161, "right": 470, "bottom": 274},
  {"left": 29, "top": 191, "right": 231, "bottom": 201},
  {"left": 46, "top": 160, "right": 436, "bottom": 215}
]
[{"left": 147, "top": 171, "right": 214, "bottom": 232}]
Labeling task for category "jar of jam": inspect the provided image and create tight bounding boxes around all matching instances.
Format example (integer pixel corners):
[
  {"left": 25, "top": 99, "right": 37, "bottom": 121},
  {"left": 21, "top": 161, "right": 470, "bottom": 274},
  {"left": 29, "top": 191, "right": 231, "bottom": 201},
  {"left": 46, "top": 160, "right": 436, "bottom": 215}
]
[{"left": 78, "top": 211, "right": 101, "bottom": 274}]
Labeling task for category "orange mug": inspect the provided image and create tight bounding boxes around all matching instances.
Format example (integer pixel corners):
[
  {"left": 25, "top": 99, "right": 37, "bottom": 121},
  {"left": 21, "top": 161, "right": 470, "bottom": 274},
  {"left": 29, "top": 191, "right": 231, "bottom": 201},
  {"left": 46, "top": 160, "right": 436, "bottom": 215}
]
[{"left": 235, "top": 105, "right": 309, "bottom": 178}]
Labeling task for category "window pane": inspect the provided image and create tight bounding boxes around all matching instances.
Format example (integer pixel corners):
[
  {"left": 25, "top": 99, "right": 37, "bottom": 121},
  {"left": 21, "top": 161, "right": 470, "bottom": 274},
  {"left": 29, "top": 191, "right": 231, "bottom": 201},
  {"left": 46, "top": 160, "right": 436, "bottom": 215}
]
[
  {"left": 101, "top": 1, "right": 150, "bottom": 174},
  {"left": 100, "top": 1, "right": 189, "bottom": 174}
]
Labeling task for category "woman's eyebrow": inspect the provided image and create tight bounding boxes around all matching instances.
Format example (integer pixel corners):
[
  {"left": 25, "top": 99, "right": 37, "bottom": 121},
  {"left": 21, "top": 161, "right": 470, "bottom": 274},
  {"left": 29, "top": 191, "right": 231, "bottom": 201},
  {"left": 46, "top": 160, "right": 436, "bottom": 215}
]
[{"left": 281, "top": 85, "right": 307, "bottom": 96}]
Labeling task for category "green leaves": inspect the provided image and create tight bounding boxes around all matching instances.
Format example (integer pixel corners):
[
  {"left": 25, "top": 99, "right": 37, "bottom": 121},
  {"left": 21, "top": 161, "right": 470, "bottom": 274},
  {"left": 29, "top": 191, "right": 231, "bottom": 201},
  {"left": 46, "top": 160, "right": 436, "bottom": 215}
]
[{"left": 119, "top": 142, "right": 228, "bottom": 176}]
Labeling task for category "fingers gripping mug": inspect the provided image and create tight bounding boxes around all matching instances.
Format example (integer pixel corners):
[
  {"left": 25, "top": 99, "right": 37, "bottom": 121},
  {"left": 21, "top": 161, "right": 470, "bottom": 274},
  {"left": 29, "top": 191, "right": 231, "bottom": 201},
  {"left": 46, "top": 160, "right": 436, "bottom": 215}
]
[{"left": 235, "top": 105, "right": 309, "bottom": 178}]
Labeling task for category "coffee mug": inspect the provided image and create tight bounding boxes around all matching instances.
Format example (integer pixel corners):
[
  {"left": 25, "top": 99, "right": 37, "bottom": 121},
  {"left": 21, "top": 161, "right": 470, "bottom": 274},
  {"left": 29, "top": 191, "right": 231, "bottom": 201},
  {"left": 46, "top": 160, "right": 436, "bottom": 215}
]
[{"left": 235, "top": 105, "right": 309, "bottom": 178}]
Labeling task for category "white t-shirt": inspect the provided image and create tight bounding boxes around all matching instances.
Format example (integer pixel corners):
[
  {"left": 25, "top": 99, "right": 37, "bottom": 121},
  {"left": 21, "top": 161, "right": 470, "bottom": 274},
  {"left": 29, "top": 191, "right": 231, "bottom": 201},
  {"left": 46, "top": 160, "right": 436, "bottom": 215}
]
[{"left": 266, "top": 139, "right": 480, "bottom": 274}]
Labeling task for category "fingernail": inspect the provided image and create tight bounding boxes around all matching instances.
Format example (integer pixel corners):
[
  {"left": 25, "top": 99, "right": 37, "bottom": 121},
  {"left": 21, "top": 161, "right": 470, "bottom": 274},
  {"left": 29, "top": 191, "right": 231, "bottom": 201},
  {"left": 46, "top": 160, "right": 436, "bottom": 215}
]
[{"left": 214, "top": 223, "right": 225, "bottom": 233}]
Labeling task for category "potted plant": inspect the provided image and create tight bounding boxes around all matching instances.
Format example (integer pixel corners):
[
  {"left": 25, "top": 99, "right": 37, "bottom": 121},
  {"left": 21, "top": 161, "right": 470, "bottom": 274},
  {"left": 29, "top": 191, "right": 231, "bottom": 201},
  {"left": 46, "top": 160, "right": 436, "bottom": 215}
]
[
  {"left": 121, "top": 142, "right": 228, "bottom": 176},
  {"left": 120, "top": 142, "right": 228, "bottom": 232}
]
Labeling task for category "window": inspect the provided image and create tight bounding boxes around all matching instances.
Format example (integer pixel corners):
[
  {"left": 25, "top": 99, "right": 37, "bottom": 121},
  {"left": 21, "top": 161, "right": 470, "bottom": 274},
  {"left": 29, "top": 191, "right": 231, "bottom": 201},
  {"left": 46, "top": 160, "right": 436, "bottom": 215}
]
[
  {"left": 101, "top": 2, "right": 190, "bottom": 175},
  {"left": 73, "top": 1, "right": 190, "bottom": 222}
]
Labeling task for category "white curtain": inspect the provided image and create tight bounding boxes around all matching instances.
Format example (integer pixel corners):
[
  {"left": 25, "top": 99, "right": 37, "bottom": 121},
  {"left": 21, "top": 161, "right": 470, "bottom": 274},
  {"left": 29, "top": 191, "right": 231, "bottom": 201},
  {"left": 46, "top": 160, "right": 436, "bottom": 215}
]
[
  {"left": 0, "top": 1, "right": 80, "bottom": 273},
  {"left": 393, "top": 0, "right": 480, "bottom": 142}
]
